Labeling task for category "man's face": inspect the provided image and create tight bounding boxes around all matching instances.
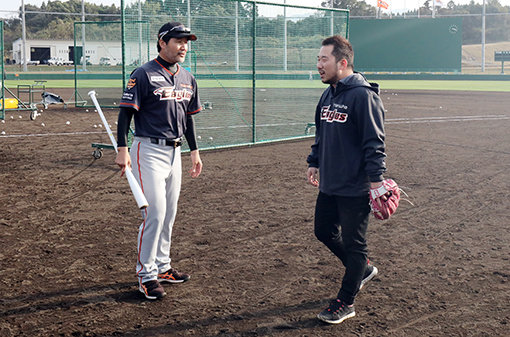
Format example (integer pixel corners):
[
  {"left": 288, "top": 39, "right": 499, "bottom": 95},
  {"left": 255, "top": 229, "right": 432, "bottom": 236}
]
[
  {"left": 159, "top": 37, "right": 189, "bottom": 64},
  {"left": 317, "top": 44, "right": 343, "bottom": 85}
]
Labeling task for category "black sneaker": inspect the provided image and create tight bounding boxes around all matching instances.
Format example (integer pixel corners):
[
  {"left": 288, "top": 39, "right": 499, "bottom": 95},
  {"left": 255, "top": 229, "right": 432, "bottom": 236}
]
[
  {"left": 360, "top": 264, "right": 378, "bottom": 290},
  {"left": 139, "top": 280, "right": 166, "bottom": 300},
  {"left": 317, "top": 299, "right": 355, "bottom": 324},
  {"left": 157, "top": 268, "right": 191, "bottom": 283}
]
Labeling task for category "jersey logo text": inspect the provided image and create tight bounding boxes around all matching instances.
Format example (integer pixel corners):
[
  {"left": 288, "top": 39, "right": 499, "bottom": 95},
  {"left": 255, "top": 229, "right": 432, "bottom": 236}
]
[
  {"left": 151, "top": 76, "right": 165, "bottom": 82},
  {"left": 122, "top": 92, "right": 134, "bottom": 101},
  {"left": 153, "top": 86, "right": 192, "bottom": 102},
  {"left": 320, "top": 105, "right": 349, "bottom": 123}
]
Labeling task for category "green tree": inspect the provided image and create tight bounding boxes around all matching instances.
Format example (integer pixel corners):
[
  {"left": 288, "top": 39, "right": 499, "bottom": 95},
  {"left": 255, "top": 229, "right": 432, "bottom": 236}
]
[{"left": 321, "top": 0, "right": 376, "bottom": 16}]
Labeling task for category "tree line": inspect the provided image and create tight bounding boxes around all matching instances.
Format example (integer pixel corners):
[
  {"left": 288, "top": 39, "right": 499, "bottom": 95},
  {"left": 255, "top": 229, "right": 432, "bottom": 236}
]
[{"left": 2, "top": 0, "right": 509, "bottom": 53}]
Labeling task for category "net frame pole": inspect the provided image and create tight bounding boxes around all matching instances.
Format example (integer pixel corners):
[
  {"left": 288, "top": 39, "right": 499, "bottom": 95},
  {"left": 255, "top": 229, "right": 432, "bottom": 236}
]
[
  {"left": 1, "top": 21, "right": 4, "bottom": 120},
  {"left": 121, "top": 0, "right": 126, "bottom": 89},
  {"left": 251, "top": 2, "right": 256, "bottom": 143}
]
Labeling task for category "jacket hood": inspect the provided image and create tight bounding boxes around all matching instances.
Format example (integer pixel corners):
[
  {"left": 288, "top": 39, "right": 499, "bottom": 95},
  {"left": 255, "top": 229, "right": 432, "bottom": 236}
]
[{"left": 334, "top": 72, "right": 380, "bottom": 95}]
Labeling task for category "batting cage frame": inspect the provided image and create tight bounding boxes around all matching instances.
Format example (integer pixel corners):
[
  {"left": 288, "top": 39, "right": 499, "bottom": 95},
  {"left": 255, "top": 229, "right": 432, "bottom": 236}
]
[{"left": 76, "top": 0, "right": 349, "bottom": 151}]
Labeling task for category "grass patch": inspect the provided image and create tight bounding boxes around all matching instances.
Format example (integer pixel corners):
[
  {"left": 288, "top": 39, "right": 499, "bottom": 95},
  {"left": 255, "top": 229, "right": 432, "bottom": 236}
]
[{"left": 5, "top": 79, "right": 510, "bottom": 92}]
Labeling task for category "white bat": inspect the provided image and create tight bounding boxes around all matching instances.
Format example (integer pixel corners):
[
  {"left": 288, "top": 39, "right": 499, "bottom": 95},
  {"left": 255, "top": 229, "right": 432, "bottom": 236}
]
[{"left": 88, "top": 90, "right": 149, "bottom": 210}]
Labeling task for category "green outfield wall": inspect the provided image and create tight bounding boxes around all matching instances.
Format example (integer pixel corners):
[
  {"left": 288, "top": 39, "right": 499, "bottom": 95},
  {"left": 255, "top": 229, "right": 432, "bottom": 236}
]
[{"left": 349, "top": 17, "right": 463, "bottom": 73}]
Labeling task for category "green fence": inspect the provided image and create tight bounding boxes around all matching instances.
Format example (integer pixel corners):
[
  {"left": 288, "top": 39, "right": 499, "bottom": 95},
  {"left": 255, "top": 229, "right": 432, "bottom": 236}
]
[
  {"left": 75, "top": 0, "right": 348, "bottom": 149},
  {"left": 349, "top": 17, "right": 463, "bottom": 73}
]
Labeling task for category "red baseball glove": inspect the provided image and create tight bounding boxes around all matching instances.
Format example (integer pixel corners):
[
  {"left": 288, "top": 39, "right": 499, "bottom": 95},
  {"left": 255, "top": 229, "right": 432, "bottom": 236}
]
[{"left": 369, "top": 179, "right": 400, "bottom": 220}]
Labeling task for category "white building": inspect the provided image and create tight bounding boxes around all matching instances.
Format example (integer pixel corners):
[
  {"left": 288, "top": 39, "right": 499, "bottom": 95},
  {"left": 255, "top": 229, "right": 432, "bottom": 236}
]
[{"left": 12, "top": 39, "right": 152, "bottom": 65}]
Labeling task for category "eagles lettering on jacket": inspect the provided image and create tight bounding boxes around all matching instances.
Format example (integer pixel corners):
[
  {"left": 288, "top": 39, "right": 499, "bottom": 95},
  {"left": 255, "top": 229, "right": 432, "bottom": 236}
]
[
  {"left": 320, "top": 104, "right": 348, "bottom": 123},
  {"left": 307, "top": 72, "right": 387, "bottom": 197}
]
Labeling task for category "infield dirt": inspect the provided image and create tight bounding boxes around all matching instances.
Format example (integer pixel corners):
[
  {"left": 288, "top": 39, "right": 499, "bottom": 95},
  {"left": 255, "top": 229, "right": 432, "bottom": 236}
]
[{"left": 0, "top": 90, "right": 509, "bottom": 336}]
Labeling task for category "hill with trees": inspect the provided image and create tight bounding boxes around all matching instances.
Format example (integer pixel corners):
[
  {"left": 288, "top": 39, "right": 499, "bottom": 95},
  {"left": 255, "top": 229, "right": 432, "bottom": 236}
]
[{"left": 2, "top": 0, "right": 509, "bottom": 54}]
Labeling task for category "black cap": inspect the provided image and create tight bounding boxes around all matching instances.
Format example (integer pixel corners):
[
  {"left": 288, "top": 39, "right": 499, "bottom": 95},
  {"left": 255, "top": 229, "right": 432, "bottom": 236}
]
[{"left": 158, "top": 22, "right": 197, "bottom": 42}]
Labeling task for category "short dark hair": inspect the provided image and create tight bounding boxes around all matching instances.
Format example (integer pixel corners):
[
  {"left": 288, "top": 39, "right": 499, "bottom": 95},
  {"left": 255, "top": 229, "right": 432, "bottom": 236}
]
[{"left": 322, "top": 35, "right": 354, "bottom": 69}]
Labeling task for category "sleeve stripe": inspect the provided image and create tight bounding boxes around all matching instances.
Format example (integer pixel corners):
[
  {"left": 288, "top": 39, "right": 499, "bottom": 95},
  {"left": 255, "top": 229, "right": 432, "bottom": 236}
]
[
  {"left": 187, "top": 107, "right": 203, "bottom": 115},
  {"left": 119, "top": 102, "right": 140, "bottom": 110}
]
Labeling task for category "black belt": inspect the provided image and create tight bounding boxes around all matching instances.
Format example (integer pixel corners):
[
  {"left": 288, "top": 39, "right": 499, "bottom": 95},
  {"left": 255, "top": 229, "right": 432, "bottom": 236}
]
[{"left": 150, "top": 138, "right": 182, "bottom": 148}]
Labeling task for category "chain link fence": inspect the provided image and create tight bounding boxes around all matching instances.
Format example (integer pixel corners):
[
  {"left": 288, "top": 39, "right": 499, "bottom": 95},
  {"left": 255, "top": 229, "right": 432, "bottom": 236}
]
[{"left": 74, "top": 0, "right": 349, "bottom": 149}]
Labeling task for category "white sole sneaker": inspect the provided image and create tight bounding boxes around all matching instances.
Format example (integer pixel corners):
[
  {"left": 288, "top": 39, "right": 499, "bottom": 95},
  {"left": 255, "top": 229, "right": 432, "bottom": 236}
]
[
  {"left": 317, "top": 310, "right": 356, "bottom": 324},
  {"left": 360, "top": 265, "right": 378, "bottom": 290}
]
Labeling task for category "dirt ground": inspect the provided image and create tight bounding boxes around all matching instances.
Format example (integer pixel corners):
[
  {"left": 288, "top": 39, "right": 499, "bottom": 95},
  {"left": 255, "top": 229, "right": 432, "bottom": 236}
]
[{"left": 0, "top": 89, "right": 509, "bottom": 337}]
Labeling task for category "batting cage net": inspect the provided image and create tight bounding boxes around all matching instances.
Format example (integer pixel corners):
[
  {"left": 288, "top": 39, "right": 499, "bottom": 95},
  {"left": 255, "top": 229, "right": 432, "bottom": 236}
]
[
  {"left": 77, "top": 0, "right": 349, "bottom": 150},
  {"left": 73, "top": 20, "right": 150, "bottom": 109}
]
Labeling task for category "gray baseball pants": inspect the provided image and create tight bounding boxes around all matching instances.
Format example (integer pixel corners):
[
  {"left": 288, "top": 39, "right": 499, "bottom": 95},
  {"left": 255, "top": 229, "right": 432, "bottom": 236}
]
[{"left": 130, "top": 136, "right": 182, "bottom": 284}]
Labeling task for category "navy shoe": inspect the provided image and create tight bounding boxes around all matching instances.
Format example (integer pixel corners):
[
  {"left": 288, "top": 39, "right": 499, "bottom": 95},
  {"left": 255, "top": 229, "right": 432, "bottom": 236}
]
[
  {"left": 360, "top": 264, "right": 378, "bottom": 290},
  {"left": 317, "top": 299, "right": 355, "bottom": 324}
]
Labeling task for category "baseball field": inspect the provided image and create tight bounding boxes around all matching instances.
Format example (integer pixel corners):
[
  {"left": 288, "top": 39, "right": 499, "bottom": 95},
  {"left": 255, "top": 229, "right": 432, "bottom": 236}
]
[{"left": 0, "top": 86, "right": 509, "bottom": 336}]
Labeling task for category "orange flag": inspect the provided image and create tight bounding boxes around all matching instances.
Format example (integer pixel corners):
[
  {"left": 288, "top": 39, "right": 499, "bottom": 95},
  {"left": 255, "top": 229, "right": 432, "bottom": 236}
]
[{"left": 377, "top": 0, "right": 389, "bottom": 9}]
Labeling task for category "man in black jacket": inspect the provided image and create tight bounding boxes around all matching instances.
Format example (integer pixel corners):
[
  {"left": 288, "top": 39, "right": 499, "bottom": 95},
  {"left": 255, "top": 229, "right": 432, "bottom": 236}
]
[{"left": 307, "top": 35, "right": 385, "bottom": 324}]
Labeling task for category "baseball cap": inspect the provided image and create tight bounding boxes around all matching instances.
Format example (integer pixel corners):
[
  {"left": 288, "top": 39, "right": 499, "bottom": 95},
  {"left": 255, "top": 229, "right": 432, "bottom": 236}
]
[{"left": 158, "top": 22, "right": 197, "bottom": 41}]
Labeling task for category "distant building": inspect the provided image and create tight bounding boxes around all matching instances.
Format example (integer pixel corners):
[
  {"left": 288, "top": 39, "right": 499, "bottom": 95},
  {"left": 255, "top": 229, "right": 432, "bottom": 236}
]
[{"left": 11, "top": 39, "right": 153, "bottom": 65}]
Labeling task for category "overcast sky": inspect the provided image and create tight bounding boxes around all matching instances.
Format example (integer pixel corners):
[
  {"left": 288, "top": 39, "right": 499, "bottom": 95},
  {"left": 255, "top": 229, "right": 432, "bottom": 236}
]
[{"left": 1, "top": 0, "right": 509, "bottom": 19}]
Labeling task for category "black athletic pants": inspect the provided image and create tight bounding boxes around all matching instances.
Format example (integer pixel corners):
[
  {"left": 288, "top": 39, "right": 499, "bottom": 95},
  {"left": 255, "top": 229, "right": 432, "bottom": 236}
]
[{"left": 314, "top": 192, "right": 371, "bottom": 305}]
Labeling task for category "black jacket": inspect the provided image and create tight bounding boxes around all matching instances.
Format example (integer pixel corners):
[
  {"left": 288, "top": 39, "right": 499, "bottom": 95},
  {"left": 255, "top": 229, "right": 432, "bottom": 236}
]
[{"left": 307, "top": 72, "right": 386, "bottom": 197}]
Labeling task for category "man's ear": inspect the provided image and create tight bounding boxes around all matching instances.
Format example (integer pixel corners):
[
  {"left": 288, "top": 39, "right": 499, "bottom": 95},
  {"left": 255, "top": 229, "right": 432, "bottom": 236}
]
[
  {"left": 158, "top": 39, "right": 166, "bottom": 49},
  {"left": 338, "top": 58, "right": 348, "bottom": 70}
]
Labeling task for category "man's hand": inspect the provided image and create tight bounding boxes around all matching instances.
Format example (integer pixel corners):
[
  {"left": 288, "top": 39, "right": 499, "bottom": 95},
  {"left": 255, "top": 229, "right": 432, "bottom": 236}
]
[
  {"left": 189, "top": 149, "right": 202, "bottom": 178},
  {"left": 307, "top": 167, "right": 319, "bottom": 187},
  {"left": 115, "top": 147, "right": 131, "bottom": 177},
  {"left": 370, "top": 181, "right": 387, "bottom": 201}
]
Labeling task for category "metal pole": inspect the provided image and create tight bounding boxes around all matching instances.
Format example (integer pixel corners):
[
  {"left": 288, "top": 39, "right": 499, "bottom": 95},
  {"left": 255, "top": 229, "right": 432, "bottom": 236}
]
[
  {"left": 187, "top": 0, "right": 191, "bottom": 28},
  {"left": 235, "top": 1, "right": 239, "bottom": 72},
  {"left": 330, "top": 0, "right": 334, "bottom": 34},
  {"left": 187, "top": 0, "right": 192, "bottom": 68},
  {"left": 252, "top": 2, "right": 256, "bottom": 143},
  {"left": 1, "top": 21, "right": 4, "bottom": 120},
  {"left": 81, "top": 0, "right": 86, "bottom": 71},
  {"left": 138, "top": 1, "right": 142, "bottom": 66},
  {"left": 432, "top": 0, "right": 436, "bottom": 18},
  {"left": 283, "top": 0, "right": 287, "bottom": 71},
  {"left": 482, "top": 0, "right": 486, "bottom": 72},
  {"left": 22, "top": 0, "right": 27, "bottom": 72},
  {"left": 121, "top": 0, "right": 126, "bottom": 88}
]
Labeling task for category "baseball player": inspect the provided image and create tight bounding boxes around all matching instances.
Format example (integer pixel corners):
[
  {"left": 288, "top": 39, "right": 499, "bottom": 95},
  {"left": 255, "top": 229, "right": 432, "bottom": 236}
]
[
  {"left": 115, "top": 22, "right": 202, "bottom": 300},
  {"left": 307, "top": 36, "right": 386, "bottom": 324}
]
